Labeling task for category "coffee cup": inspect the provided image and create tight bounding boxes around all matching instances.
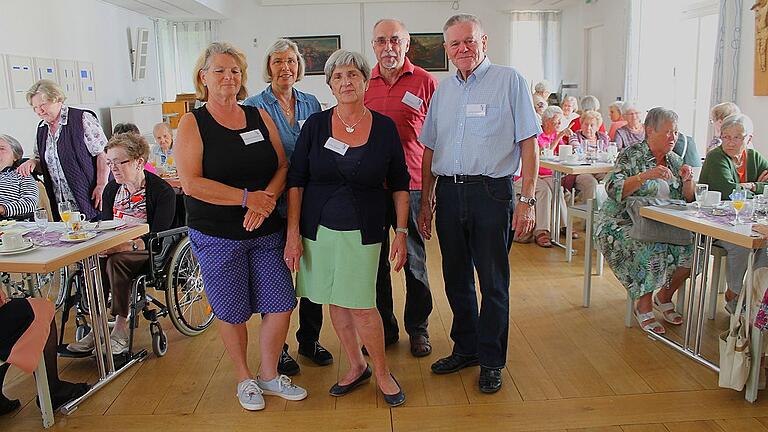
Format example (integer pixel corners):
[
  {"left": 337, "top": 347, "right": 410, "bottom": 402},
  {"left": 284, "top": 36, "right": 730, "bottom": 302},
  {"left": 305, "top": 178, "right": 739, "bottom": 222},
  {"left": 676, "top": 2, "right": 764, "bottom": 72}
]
[
  {"left": 1, "top": 231, "right": 25, "bottom": 250},
  {"left": 703, "top": 190, "right": 721, "bottom": 207}
]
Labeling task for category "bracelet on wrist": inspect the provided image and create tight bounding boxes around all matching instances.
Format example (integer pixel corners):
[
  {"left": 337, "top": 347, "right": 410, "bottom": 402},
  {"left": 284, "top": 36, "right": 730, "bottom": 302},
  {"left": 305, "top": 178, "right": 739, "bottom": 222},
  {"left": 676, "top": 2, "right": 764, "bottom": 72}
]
[{"left": 241, "top": 188, "right": 248, "bottom": 208}]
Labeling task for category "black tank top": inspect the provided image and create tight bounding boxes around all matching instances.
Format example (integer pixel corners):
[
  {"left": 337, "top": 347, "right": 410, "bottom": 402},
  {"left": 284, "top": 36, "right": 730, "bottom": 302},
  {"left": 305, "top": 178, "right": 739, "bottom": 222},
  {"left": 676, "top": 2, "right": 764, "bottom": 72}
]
[{"left": 185, "top": 104, "right": 283, "bottom": 239}]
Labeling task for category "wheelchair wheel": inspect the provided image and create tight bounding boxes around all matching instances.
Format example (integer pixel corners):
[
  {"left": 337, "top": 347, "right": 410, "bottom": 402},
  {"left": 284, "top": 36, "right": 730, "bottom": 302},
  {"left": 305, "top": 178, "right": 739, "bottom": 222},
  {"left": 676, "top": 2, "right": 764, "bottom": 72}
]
[
  {"left": 150, "top": 322, "right": 168, "bottom": 357},
  {"left": 165, "top": 236, "right": 214, "bottom": 336}
]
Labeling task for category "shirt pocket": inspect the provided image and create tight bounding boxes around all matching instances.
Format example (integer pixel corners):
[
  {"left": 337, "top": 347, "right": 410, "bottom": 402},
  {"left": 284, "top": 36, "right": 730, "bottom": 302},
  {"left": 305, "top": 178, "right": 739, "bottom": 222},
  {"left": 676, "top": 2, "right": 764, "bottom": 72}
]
[{"left": 465, "top": 105, "right": 501, "bottom": 138}]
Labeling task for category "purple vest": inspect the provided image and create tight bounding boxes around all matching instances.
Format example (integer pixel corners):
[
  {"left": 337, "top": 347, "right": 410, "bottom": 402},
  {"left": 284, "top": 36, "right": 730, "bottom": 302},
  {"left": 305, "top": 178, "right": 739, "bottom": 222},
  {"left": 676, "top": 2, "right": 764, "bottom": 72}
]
[{"left": 36, "top": 107, "right": 100, "bottom": 220}]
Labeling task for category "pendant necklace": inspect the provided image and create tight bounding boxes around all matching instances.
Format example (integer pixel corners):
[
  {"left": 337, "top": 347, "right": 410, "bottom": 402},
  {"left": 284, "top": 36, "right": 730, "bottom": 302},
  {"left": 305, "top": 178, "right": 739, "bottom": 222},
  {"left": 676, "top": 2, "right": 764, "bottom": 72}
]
[
  {"left": 277, "top": 98, "right": 292, "bottom": 116},
  {"left": 336, "top": 107, "right": 367, "bottom": 133}
]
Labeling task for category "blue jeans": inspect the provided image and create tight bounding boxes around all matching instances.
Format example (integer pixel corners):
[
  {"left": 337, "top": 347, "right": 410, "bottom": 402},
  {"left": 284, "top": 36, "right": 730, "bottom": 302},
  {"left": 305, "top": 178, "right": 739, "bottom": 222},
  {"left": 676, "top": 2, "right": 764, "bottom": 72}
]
[{"left": 434, "top": 176, "right": 512, "bottom": 368}]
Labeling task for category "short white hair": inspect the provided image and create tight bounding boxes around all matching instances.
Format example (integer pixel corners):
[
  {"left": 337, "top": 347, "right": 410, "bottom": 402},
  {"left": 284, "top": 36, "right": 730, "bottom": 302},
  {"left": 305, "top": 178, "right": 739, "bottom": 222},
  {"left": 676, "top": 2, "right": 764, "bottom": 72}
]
[
  {"left": 721, "top": 113, "right": 754, "bottom": 136},
  {"left": 580, "top": 95, "right": 600, "bottom": 112},
  {"left": 563, "top": 95, "right": 578, "bottom": 107},
  {"left": 443, "top": 14, "right": 484, "bottom": 39},
  {"left": 644, "top": 107, "right": 678, "bottom": 131},
  {"left": 534, "top": 81, "right": 550, "bottom": 94},
  {"left": 609, "top": 101, "right": 624, "bottom": 111},
  {"left": 541, "top": 106, "right": 563, "bottom": 121},
  {"left": 324, "top": 49, "right": 371, "bottom": 85},
  {"left": 620, "top": 101, "right": 641, "bottom": 116}
]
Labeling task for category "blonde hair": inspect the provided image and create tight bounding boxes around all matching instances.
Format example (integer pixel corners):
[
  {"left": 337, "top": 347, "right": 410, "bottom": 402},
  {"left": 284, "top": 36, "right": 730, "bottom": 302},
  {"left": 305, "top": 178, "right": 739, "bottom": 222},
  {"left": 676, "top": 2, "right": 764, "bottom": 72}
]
[
  {"left": 193, "top": 42, "right": 249, "bottom": 101},
  {"left": 26, "top": 79, "right": 67, "bottom": 105},
  {"left": 580, "top": 110, "right": 603, "bottom": 127},
  {"left": 710, "top": 102, "right": 740, "bottom": 122},
  {"left": 106, "top": 133, "right": 150, "bottom": 162}
]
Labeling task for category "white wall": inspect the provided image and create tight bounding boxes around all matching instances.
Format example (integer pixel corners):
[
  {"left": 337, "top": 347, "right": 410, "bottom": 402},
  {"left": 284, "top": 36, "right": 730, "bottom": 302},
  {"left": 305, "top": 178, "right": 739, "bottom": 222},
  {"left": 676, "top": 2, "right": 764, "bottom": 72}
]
[
  {"left": 0, "top": 0, "right": 161, "bottom": 155},
  {"left": 218, "top": 1, "right": 531, "bottom": 106},
  {"left": 559, "top": 0, "right": 630, "bottom": 117},
  {"left": 736, "top": 1, "right": 768, "bottom": 154}
]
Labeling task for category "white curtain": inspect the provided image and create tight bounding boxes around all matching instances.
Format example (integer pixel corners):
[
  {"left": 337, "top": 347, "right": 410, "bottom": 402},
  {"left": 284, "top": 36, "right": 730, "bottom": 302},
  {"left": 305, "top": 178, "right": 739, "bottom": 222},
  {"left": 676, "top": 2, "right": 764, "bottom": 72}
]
[
  {"left": 509, "top": 11, "right": 561, "bottom": 90},
  {"left": 711, "top": 0, "right": 743, "bottom": 104},
  {"left": 623, "top": 0, "right": 642, "bottom": 102},
  {"left": 155, "top": 20, "right": 220, "bottom": 101}
]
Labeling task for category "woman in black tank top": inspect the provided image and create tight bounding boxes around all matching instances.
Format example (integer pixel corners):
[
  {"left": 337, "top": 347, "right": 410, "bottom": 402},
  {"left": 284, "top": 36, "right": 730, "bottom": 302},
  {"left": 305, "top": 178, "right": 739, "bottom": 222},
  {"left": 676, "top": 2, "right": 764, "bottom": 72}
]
[{"left": 175, "top": 42, "right": 306, "bottom": 411}]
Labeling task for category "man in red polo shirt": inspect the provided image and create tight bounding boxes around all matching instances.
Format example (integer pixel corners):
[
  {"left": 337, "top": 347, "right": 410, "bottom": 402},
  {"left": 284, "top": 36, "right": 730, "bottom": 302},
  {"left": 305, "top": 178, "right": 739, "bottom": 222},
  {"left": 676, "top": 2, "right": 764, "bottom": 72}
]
[{"left": 365, "top": 18, "right": 438, "bottom": 358}]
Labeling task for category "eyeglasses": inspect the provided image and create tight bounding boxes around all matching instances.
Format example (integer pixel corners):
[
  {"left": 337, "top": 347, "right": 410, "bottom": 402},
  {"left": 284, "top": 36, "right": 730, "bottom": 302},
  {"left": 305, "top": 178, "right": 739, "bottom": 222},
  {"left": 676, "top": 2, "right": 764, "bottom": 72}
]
[
  {"left": 373, "top": 37, "right": 405, "bottom": 47},
  {"left": 106, "top": 159, "right": 132, "bottom": 168},
  {"left": 271, "top": 58, "right": 297, "bottom": 67},
  {"left": 721, "top": 135, "right": 747, "bottom": 142}
]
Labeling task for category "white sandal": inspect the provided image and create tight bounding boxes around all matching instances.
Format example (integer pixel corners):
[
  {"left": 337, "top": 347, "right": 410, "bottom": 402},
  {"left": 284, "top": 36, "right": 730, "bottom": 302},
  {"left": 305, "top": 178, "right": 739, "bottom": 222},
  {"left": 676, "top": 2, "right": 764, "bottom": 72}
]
[
  {"left": 634, "top": 308, "right": 665, "bottom": 334},
  {"left": 653, "top": 294, "right": 683, "bottom": 325}
]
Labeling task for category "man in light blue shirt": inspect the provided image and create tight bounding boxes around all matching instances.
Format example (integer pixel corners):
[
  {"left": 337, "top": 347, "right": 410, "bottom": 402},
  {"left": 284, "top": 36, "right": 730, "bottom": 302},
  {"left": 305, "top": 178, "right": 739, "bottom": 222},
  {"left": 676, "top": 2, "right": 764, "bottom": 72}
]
[{"left": 417, "top": 13, "right": 540, "bottom": 394}]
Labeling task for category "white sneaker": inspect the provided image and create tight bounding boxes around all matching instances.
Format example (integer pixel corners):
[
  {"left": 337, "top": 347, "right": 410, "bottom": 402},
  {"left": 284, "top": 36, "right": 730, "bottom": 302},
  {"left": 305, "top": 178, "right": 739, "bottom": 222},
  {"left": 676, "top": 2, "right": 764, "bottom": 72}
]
[
  {"left": 66, "top": 332, "right": 95, "bottom": 353},
  {"left": 257, "top": 374, "right": 308, "bottom": 401},
  {"left": 237, "top": 379, "right": 265, "bottom": 411},
  {"left": 110, "top": 331, "right": 129, "bottom": 355}
]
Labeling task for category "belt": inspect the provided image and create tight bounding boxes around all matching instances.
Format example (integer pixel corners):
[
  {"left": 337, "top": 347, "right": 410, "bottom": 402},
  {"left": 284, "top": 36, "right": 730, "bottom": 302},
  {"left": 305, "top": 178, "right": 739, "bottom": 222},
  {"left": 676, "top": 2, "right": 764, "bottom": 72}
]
[{"left": 439, "top": 175, "right": 499, "bottom": 184}]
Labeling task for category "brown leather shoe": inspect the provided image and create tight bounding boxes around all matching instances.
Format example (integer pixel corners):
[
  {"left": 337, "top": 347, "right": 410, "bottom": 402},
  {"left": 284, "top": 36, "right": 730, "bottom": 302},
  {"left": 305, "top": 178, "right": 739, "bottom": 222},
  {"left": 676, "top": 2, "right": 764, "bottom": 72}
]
[{"left": 409, "top": 335, "right": 432, "bottom": 357}]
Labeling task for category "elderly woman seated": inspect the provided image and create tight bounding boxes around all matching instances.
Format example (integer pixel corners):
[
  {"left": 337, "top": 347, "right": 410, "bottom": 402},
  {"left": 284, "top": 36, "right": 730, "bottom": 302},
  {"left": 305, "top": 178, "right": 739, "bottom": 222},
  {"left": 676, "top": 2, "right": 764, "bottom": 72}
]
[
  {"left": 707, "top": 102, "right": 741, "bottom": 153},
  {"left": 596, "top": 108, "right": 695, "bottom": 334},
  {"left": 67, "top": 132, "right": 175, "bottom": 355},
  {"left": 559, "top": 95, "right": 579, "bottom": 132},
  {"left": 569, "top": 95, "right": 606, "bottom": 134},
  {"left": 567, "top": 110, "right": 610, "bottom": 203},
  {"left": 151, "top": 122, "right": 175, "bottom": 174},
  {"left": 613, "top": 101, "right": 645, "bottom": 151},
  {"left": 0, "top": 134, "right": 38, "bottom": 220},
  {"left": 515, "top": 106, "right": 572, "bottom": 247},
  {"left": 607, "top": 101, "right": 627, "bottom": 141},
  {"left": 700, "top": 113, "right": 768, "bottom": 313}
]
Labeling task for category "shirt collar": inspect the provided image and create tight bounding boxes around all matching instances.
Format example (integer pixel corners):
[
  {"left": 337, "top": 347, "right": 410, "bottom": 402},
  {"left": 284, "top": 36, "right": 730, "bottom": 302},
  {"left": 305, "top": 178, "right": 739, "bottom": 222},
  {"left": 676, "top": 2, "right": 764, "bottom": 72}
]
[
  {"left": 371, "top": 56, "right": 415, "bottom": 82},
  {"left": 39, "top": 105, "right": 69, "bottom": 128},
  {"left": 453, "top": 56, "right": 491, "bottom": 85}
]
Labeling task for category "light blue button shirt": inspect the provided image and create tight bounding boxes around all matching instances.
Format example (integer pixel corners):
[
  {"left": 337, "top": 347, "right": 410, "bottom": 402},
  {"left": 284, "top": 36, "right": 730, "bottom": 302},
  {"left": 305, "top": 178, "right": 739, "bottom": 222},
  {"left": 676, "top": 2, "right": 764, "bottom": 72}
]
[
  {"left": 419, "top": 57, "right": 541, "bottom": 177},
  {"left": 242, "top": 86, "right": 321, "bottom": 159}
]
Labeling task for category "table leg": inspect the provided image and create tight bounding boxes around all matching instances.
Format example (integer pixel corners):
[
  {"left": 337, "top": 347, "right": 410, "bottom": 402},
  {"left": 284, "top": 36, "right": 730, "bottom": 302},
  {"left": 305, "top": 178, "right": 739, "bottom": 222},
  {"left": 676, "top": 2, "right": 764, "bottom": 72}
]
[
  {"left": 745, "top": 249, "right": 762, "bottom": 403},
  {"left": 684, "top": 233, "right": 703, "bottom": 350},
  {"left": 551, "top": 171, "right": 568, "bottom": 251},
  {"left": 24, "top": 274, "right": 54, "bottom": 428},
  {"left": 694, "top": 237, "right": 713, "bottom": 355}
]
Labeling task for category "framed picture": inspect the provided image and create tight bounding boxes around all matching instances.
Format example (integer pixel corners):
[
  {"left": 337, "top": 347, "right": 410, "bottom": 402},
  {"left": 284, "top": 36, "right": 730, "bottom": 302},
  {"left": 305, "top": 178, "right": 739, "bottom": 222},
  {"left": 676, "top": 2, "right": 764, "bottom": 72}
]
[
  {"left": 286, "top": 35, "right": 341, "bottom": 75},
  {"left": 407, "top": 33, "right": 448, "bottom": 72}
]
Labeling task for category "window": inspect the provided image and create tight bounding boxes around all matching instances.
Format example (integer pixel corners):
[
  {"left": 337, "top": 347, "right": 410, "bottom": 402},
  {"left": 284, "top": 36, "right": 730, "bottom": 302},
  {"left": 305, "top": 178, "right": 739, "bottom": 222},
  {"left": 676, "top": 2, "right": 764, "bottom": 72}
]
[
  {"left": 509, "top": 11, "right": 561, "bottom": 91},
  {"left": 155, "top": 20, "right": 220, "bottom": 102}
]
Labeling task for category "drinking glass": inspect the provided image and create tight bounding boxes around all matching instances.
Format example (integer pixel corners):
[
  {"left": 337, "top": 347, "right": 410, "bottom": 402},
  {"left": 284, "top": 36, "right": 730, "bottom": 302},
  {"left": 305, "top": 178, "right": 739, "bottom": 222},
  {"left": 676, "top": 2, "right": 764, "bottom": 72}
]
[
  {"left": 694, "top": 184, "right": 709, "bottom": 215},
  {"left": 756, "top": 194, "right": 768, "bottom": 222},
  {"left": 732, "top": 190, "right": 747, "bottom": 224},
  {"left": 58, "top": 202, "right": 73, "bottom": 222},
  {"left": 33, "top": 209, "right": 50, "bottom": 246}
]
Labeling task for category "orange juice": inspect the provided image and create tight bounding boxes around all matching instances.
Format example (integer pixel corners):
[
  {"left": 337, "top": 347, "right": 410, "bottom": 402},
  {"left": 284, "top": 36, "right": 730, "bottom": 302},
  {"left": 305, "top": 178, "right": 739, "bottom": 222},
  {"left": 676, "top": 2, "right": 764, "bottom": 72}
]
[
  {"left": 733, "top": 200, "right": 745, "bottom": 211},
  {"left": 60, "top": 211, "right": 72, "bottom": 222},
  {"left": 166, "top": 155, "right": 174, "bottom": 166}
]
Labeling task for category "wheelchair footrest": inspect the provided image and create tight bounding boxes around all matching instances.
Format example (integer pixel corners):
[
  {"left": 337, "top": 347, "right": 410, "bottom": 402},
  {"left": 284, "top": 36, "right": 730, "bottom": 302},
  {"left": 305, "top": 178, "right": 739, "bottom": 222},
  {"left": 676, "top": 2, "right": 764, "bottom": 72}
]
[{"left": 57, "top": 344, "right": 95, "bottom": 359}]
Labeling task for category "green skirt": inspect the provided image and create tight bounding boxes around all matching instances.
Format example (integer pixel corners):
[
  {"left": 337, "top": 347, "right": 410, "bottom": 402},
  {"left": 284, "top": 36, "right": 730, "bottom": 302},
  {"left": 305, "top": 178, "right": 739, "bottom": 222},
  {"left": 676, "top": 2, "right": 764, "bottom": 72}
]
[{"left": 296, "top": 226, "right": 381, "bottom": 309}]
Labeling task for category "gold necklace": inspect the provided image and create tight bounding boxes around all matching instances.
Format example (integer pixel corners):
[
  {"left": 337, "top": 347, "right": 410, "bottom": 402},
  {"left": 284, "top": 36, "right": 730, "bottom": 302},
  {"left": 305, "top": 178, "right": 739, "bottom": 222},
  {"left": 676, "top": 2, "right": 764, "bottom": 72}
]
[
  {"left": 276, "top": 98, "right": 292, "bottom": 116},
  {"left": 336, "top": 107, "right": 367, "bottom": 133}
]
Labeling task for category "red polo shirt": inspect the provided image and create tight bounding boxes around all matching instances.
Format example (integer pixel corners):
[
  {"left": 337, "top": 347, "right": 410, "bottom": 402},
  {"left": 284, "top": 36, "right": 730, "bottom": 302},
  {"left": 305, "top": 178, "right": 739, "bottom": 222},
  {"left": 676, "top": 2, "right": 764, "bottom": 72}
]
[{"left": 364, "top": 57, "right": 438, "bottom": 190}]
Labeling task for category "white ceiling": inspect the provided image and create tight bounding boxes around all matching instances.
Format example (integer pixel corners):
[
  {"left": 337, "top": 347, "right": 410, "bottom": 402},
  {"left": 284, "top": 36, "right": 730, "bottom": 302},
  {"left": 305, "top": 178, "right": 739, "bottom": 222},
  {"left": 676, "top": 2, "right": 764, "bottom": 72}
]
[{"left": 99, "top": 0, "right": 226, "bottom": 20}]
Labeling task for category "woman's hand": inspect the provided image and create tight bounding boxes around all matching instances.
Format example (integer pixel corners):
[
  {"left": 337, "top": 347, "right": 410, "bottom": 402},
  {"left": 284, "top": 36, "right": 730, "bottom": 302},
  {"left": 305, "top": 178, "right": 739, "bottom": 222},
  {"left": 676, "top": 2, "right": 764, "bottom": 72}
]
[
  {"left": 246, "top": 190, "right": 276, "bottom": 218},
  {"left": 243, "top": 209, "right": 265, "bottom": 231},
  {"left": 16, "top": 159, "right": 38, "bottom": 177},
  {"left": 642, "top": 165, "right": 673, "bottom": 181},
  {"left": 679, "top": 164, "right": 693, "bottom": 182},
  {"left": 390, "top": 231, "right": 408, "bottom": 272},
  {"left": 92, "top": 183, "right": 106, "bottom": 210},
  {"left": 284, "top": 230, "right": 303, "bottom": 272},
  {"left": 758, "top": 170, "right": 768, "bottom": 183}
]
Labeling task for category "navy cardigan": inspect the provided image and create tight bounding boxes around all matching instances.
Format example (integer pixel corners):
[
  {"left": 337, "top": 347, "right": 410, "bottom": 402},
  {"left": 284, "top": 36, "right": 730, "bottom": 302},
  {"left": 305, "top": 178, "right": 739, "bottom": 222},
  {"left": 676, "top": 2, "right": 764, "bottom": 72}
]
[{"left": 287, "top": 108, "right": 410, "bottom": 245}]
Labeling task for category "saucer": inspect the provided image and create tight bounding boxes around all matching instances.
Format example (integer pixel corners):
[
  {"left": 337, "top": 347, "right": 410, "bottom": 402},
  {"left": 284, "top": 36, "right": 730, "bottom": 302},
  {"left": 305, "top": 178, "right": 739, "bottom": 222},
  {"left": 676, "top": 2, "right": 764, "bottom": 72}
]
[
  {"left": 0, "top": 239, "right": 35, "bottom": 254},
  {"left": 60, "top": 232, "right": 98, "bottom": 243}
]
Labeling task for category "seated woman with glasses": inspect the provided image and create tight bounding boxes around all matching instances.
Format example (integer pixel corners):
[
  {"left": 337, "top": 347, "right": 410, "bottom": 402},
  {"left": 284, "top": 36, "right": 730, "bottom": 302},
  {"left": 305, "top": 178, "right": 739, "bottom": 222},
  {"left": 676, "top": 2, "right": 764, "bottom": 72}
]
[
  {"left": 0, "top": 134, "right": 38, "bottom": 221},
  {"left": 699, "top": 113, "right": 768, "bottom": 313},
  {"left": 66, "top": 132, "right": 175, "bottom": 355}
]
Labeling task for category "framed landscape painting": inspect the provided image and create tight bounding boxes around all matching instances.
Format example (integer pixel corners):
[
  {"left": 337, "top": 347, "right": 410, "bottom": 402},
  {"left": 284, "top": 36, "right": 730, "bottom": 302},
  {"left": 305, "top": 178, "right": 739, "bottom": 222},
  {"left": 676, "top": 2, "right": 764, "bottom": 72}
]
[
  {"left": 287, "top": 35, "right": 341, "bottom": 75},
  {"left": 407, "top": 33, "right": 448, "bottom": 72}
]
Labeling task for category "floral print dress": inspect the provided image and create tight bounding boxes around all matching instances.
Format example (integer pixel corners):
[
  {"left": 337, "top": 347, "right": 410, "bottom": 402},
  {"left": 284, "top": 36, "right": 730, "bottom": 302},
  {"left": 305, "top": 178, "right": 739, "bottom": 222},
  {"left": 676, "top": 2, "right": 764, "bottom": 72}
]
[{"left": 595, "top": 141, "right": 693, "bottom": 300}]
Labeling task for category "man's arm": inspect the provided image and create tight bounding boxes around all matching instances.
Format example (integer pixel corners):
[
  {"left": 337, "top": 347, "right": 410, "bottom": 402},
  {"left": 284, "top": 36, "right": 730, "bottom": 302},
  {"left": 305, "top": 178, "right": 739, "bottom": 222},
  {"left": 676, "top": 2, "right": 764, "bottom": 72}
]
[{"left": 511, "top": 136, "right": 538, "bottom": 236}]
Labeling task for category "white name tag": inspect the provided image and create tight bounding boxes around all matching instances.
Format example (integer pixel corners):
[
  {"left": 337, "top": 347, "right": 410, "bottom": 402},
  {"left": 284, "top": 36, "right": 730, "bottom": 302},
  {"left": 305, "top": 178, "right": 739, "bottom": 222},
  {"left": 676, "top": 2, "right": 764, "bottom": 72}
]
[
  {"left": 324, "top": 137, "right": 349, "bottom": 155},
  {"left": 401, "top": 91, "right": 423, "bottom": 110},
  {"left": 240, "top": 129, "right": 265, "bottom": 145},
  {"left": 465, "top": 104, "right": 487, "bottom": 117},
  {"left": 298, "top": 119, "right": 306, "bottom": 129}
]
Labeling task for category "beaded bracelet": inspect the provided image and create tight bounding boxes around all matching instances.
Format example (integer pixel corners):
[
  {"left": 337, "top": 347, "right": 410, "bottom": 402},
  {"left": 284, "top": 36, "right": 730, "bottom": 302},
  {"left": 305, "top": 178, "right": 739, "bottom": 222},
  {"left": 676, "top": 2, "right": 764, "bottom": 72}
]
[{"left": 241, "top": 188, "right": 248, "bottom": 208}]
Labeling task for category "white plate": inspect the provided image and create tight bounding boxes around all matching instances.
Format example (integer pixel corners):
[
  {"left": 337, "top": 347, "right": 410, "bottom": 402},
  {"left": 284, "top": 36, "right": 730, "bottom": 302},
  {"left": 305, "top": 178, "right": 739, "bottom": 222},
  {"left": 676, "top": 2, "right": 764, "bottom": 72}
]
[
  {"left": 60, "top": 232, "right": 98, "bottom": 243},
  {"left": 0, "top": 220, "right": 17, "bottom": 227},
  {"left": 85, "top": 220, "right": 126, "bottom": 231},
  {"left": 0, "top": 239, "right": 34, "bottom": 254}
]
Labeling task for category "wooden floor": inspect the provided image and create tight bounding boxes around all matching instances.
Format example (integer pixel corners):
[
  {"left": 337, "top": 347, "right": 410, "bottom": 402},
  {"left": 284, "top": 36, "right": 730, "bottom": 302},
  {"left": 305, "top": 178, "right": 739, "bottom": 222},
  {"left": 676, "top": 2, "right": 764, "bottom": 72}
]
[{"left": 3, "top": 233, "right": 768, "bottom": 431}]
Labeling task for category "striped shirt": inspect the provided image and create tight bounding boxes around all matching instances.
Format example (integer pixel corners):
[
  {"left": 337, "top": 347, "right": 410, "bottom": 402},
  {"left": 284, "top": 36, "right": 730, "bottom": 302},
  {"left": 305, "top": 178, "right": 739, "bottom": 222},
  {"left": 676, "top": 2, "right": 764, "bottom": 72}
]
[
  {"left": 419, "top": 57, "right": 541, "bottom": 177},
  {"left": 0, "top": 167, "right": 39, "bottom": 217}
]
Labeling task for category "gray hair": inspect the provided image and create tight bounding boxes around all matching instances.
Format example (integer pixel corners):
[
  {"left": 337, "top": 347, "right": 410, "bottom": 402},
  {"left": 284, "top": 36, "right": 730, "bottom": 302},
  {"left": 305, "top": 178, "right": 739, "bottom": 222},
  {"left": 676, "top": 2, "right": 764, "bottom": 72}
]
[
  {"left": 710, "top": 101, "right": 740, "bottom": 122},
  {"left": 26, "top": 79, "right": 66, "bottom": 105},
  {"left": 153, "top": 122, "right": 171, "bottom": 135},
  {"left": 580, "top": 95, "right": 600, "bottom": 112},
  {"left": 324, "top": 49, "right": 371, "bottom": 85},
  {"left": 0, "top": 134, "right": 24, "bottom": 161},
  {"left": 620, "top": 101, "right": 641, "bottom": 116},
  {"left": 443, "top": 14, "right": 484, "bottom": 39},
  {"left": 644, "top": 107, "right": 679, "bottom": 131},
  {"left": 541, "top": 105, "right": 563, "bottom": 121},
  {"left": 534, "top": 81, "right": 550, "bottom": 94},
  {"left": 721, "top": 113, "right": 754, "bottom": 136},
  {"left": 373, "top": 18, "right": 409, "bottom": 37},
  {"left": 563, "top": 95, "right": 578, "bottom": 107},
  {"left": 608, "top": 100, "right": 624, "bottom": 111},
  {"left": 262, "top": 39, "right": 306, "bottom": 83}
]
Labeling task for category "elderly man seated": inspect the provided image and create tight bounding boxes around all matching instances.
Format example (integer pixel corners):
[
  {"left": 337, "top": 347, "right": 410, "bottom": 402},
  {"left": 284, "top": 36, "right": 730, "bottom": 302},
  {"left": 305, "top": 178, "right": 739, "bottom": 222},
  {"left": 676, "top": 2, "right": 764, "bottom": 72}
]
[{"left": 514, "top": 106, "right": 572, "bottom": 247}]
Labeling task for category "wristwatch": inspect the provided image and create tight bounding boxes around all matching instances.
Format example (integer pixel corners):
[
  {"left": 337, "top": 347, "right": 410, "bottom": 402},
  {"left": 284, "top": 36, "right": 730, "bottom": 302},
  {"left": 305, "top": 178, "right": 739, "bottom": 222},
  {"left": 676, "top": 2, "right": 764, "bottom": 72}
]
[
  {"left": 519, "top": 196, "right": 537, "bottom": 207},
  {"left": 131, "top": 240, "right": 138, "bottom": 251},
  {"left": 395, "top": 227, "right": 408, "bottom": 236}
]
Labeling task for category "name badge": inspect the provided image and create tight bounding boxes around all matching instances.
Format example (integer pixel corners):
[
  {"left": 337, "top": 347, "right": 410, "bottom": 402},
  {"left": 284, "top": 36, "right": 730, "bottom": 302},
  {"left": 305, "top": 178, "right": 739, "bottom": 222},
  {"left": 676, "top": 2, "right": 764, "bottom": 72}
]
[
  {"left": 240, "top": 129, "right": 265, "bottom": 145},
  {"left": 324, "top": 137, "right": 349, "bottom": 155},
  {"left": 465, "top": 104, "right": 487, "bottom": 118},
  {"left": 401, "top": 91, "right": 423, "bottom": 110},
  {"left": 298, "top": 119, "right": 306, "bottom": 129}
]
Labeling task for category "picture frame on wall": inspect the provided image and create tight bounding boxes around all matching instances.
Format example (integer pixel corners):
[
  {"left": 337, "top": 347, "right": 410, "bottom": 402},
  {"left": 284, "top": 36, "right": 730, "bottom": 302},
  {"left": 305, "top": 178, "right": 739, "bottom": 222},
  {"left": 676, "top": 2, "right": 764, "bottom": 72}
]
[
  {"left": 286, "top": 35, "right": 341, "bottom": 75},
  {"left": 408, "top": 33, "right": 448, "bottom": 72}
]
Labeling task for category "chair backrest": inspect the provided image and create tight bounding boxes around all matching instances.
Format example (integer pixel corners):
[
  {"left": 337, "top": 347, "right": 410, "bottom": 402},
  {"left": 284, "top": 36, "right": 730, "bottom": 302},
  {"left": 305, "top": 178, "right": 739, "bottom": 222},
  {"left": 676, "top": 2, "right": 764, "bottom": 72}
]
[
  {"left": 36, "top": 181, "right": 53, "bottom": 219},
  {"left": 595, "top": 183, "right": 608, "bottom": 208}
]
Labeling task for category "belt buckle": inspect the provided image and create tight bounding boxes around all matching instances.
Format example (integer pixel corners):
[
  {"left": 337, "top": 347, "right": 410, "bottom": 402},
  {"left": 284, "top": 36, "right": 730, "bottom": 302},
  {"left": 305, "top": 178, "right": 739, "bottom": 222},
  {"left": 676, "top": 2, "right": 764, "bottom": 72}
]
[{"left": 453, "top": 174, "right": 464, "bottom": 184}]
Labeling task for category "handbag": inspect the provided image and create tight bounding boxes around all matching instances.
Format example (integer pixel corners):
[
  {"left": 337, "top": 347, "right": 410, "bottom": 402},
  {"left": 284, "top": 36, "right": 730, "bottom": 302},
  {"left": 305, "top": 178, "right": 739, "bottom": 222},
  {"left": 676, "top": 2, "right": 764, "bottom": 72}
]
[
  {"left": 625, "top": 197, "right": 693, "bottom": 245},
  {"left": 719, "top": 281, "right": 751, "bottom": 391}
]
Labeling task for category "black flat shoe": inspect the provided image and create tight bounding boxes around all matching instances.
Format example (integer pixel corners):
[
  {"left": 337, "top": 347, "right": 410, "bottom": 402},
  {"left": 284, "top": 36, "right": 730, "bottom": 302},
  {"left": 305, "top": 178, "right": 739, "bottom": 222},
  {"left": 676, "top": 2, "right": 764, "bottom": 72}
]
[
  {"left": 382, "top": 374, "right": 406, "bottom": 407},
  {"left": 479, "top": 366, "right": 503, "bottom": 394},
  {"left": 277, "top": 344, "right": 300, "bottom": 376},
  {"left": 0, "top": 397, "right": 21, "bottom": 415},
  {"left": 298, "top": 341, "right": 333, "bottom": 366},
  {"left": 431, "top": 353, "right": 479, "bottom": 375},
  {"left": 329, "top": 365, "right": 372, "bottom": 396}
]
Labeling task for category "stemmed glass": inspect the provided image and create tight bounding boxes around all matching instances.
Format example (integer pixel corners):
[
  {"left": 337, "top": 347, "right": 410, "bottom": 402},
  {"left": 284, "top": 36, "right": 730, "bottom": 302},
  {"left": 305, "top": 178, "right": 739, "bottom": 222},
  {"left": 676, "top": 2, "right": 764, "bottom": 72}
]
[
  {"left": 33, "top": 208, "right": 50, "bottom": 246},
  {"left": 694, "top": 184, "right": 708, "bottom": 215},
  {"left": 731, "top": 189, "right": 747, "bottom": 224},
  {"left": 57, "top": 201, "right": 73, "bottom": 222}
]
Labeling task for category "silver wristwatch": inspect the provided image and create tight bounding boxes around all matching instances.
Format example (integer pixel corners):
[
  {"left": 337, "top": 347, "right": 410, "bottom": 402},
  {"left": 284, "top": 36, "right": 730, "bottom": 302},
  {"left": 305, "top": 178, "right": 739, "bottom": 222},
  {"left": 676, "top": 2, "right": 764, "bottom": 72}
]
[{"left": 519, "top": 196, "right": 537, "bottom": 206}]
